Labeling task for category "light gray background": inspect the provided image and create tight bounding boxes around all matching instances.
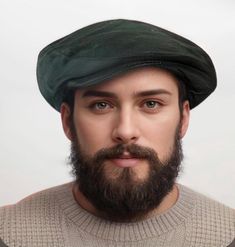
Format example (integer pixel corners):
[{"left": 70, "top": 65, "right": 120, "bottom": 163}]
[{"left": 0, "top": 0, "right": 234, "bottom": 207}]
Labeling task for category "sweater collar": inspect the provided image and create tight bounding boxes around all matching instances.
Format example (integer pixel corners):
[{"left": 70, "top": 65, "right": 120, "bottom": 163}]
[{"left": 57, "top": 182, "right": 195, "bottom": 241}]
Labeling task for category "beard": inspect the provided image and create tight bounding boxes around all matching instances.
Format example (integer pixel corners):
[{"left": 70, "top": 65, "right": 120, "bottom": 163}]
[{"left": 69, "top": 125, "right": 183, "bottom": 222}]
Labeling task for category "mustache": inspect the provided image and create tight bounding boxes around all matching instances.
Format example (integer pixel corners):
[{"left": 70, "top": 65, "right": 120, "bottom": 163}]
[{"left": 93, "top": 144, "right": 160, "bottom": 163}]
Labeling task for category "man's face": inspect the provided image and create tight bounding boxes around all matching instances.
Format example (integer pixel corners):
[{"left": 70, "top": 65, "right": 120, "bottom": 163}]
[{"left": 61, "top": 67, "right": 190, "bottom": 221}]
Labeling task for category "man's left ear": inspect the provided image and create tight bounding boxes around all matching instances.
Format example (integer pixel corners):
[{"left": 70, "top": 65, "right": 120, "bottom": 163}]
[{"left": 179, "top": 101, "right": 190, "bottom": 138}]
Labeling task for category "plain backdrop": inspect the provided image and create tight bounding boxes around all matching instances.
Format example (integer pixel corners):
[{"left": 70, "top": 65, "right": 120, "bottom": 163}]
[{"left": 0, "top": 0, "right": 234, "bottom": 208}]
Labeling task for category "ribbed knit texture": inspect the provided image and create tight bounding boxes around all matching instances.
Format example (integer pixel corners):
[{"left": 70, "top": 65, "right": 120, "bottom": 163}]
[{"left": 0, "top": 182, "right": 234, "bottom": 247}]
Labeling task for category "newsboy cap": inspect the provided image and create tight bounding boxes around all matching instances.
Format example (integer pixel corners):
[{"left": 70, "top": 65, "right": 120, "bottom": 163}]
[{"left": 37, "top": 19, "right": 217, "bottom": 111}]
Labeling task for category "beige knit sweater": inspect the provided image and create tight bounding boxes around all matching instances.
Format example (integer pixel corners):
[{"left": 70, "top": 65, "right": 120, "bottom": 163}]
[{"left": 0, "top": 182, "right": 234, "bottom": 247}]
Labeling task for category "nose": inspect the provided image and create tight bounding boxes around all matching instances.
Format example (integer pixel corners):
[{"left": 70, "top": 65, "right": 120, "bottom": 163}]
[{"left": 112, "top": 109, "right": 140, "bottom": 144}]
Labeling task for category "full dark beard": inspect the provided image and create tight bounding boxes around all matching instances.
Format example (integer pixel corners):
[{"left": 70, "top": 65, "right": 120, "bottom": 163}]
[{"left": 69, "top": 129, "right": 183, "bottom": 222}]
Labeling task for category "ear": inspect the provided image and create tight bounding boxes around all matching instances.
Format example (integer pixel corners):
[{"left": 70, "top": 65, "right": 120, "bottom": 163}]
[
  {"left": 179, "top": 101, "right": 190, "bottom": 138},
  {"left": 60, "top": 103, "right": 73, "bottom": 141}
]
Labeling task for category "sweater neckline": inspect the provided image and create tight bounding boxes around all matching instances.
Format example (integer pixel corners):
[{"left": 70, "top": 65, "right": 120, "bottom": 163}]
[{"left": 57, "top": 182, "right": 195, "bottom": 241}]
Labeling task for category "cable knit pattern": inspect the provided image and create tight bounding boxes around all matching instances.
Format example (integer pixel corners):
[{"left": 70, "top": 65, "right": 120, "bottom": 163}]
[{"left": 0, "top": 182, "right": 234, "bottom": 247}]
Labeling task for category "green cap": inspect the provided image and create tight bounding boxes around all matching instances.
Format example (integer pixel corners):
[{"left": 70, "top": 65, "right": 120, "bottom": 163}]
[{"left": 36, "top": 19, "right": 217, "bottom": 111}]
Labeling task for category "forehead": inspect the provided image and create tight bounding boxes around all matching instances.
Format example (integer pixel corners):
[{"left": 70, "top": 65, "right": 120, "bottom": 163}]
[{"left": 75, "top": 67, "right": 179, "bottom": 97}]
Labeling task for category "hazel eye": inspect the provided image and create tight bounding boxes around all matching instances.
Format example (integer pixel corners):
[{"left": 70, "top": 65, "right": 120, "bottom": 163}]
[
  {"left": 95, "top": 102, "right": 109, "bottom": 109},
  {"left": 88, "top": 101, "right": 113, "bottom": 113},
  {"left": 144, "top": 100, "right": 159, "bottom": 108}
]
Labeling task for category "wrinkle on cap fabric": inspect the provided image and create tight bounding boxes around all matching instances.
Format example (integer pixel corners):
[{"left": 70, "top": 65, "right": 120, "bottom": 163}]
[{"left": 36, "top": 19, "right": 217, "bottom": 111}]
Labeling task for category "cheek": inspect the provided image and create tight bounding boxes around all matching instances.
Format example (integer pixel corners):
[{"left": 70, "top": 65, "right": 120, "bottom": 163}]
[
  {"left": 73, "top": 115, "right": 112, "bottom": 155},
  {"left": 140, "top": 112, "right": 180, "bottom": 160}
]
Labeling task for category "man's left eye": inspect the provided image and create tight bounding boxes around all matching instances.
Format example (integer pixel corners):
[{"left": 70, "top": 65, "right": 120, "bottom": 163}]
[{"left": 144, "top": 101, "right": 159, "bottom": 108}]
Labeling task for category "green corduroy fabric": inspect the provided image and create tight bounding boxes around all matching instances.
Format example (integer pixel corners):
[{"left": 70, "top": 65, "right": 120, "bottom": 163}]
[{"left": 36, "top": 19, "right": 217, "bottom": 111}]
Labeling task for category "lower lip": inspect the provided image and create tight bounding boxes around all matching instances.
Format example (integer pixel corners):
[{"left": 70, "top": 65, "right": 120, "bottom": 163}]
[{"left": 110, "top": 158, "right": 141, "bottom": 168}]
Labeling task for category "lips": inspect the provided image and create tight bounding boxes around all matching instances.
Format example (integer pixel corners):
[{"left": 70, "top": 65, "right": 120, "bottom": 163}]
[
  {"left": 109, "top": 153, "right": 142, "bottom": 168},
  {"left": 117, "top": 154, "right": 136, "bottom": 159}
]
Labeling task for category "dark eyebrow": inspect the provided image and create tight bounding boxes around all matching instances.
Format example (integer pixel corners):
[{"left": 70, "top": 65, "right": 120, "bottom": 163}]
[
  {"left": 81, "top": 89, "right": 171, "bottom": 99},
  {"left": 135, "top": 89, "right": 172, "bottom": 97},
  {"left": 82, "top": 90, "right": 118, "bottom": 99}
]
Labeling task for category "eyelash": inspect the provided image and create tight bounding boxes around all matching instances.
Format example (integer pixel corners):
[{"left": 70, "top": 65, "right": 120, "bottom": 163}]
[
  {"left": 88, "top": 100, "right": 162, "bottom": 113},
  {"left": 89, "top": 101, "right": 113, "bottom": 110}
]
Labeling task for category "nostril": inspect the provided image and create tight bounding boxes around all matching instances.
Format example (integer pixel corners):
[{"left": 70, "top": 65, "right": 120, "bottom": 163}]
[{"left": 111, "top": 120, "right": 140, "bottom": 144}]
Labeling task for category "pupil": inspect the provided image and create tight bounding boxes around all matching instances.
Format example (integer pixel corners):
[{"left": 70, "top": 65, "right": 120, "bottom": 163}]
[
  {"left": 147, "top": 101, "right": 155, "bottom": 107},
  {"left": 98, "top": 102, "right": 106, "bottom": 108}
]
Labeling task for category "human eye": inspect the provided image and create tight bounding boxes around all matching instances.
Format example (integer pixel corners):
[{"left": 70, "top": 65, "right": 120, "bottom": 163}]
[
  {"left": 142, "top": 100, "right": 161, "bottom": 112},
  {"left": 88, "top": 101, "right": 113, "bottom": 113}
]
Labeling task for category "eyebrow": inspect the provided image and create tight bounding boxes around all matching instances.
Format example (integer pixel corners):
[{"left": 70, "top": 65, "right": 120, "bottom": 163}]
[{"left": 82, "top": 89, "right": 172, "bottom": 99}]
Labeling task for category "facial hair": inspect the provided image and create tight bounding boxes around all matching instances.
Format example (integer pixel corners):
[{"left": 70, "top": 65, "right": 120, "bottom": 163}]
[{"left": 69, "top": 126, "right": 183, "bottom": 222}]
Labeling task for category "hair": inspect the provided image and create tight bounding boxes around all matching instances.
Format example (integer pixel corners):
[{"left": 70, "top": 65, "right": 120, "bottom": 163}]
[{"left": 176, "top": 78, "right": 188, "bottom": 116}]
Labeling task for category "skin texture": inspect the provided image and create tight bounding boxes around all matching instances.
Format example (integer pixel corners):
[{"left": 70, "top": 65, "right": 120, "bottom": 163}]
[{"left": 61, "top": 67, "right": 190, "bottom": 219}]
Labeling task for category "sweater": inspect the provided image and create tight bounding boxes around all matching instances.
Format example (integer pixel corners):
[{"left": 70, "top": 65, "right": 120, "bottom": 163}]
[{"left": 0, "top": 182, "right": 234, "bottom": 247}]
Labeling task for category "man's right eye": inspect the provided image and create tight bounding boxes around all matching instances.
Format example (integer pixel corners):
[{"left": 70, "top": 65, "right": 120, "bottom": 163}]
[
  {"left": 94, "top": 102, "right": 109, "bottom": 109},
  {"left": 88, "top": 101, "right": 113, "bottom": 112}
]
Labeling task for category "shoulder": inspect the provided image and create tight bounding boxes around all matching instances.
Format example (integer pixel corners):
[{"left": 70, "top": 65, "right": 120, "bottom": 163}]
[
  {"left": 179, "top": 185, "right": 235, "bottom": 247},
  {"left": 0, "top": 182, "right": 73, "bottom": 247}
]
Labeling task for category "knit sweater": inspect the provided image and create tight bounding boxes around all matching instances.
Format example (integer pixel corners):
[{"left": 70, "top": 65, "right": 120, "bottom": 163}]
[{"left": 0, "top": 182, "right": 234, "bottom": 247}]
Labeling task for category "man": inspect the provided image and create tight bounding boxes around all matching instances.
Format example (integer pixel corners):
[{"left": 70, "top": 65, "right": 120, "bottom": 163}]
[{"left": 0, "top": 19, "right": 234, "bottom": 247}]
